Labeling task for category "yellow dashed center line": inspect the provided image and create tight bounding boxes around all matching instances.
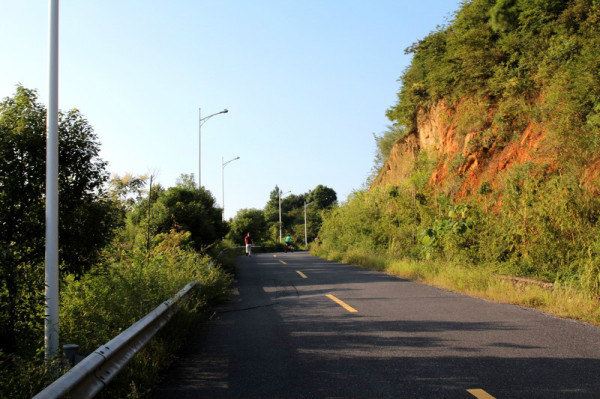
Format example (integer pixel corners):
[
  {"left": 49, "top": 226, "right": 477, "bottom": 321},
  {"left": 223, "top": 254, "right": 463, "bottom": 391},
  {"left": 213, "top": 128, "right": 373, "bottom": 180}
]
[
  {"left": 279, "top": 260, "right": 287, "bottom": 265},
  {"left": 467, "top": 389, "right": 495, "bottom": 399},
  {"left": 296, "top": 270, "right": 308, "bottom": 279},
  {"left": 325, "top": 294, "right": 358, "bottom": 313}
]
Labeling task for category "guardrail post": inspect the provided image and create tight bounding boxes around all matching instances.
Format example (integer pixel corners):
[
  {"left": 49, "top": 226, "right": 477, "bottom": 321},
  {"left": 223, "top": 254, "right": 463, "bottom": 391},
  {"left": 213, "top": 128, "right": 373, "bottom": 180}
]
[{"left": 63, "top": 343, "right": 80, "bottom": 367}]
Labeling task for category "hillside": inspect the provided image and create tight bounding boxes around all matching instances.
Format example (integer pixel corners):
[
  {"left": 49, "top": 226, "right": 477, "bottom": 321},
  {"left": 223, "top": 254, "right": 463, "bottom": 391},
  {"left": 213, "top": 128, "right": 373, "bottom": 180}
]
[
  {"left": 373, "top": 0, "right": 599, "bottom": 198},
  {"left": 373, "top": 98, "right": 553, "bottom": 198}
]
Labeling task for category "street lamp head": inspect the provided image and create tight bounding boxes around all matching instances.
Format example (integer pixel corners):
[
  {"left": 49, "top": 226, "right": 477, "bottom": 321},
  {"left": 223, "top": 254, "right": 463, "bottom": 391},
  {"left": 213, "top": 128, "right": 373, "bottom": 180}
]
[
  {"left": 223, "top": 156, "right": 240, "bottom": 167},
  {"left": 222, "top": 109, "right": 229, "bottom": 114}
]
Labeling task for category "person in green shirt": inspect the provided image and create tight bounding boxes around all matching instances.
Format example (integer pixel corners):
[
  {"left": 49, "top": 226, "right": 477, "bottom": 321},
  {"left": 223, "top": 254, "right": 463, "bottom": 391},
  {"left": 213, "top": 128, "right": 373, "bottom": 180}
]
[{"left": 284, "top": 234, "right": 293, "bottom": 252}]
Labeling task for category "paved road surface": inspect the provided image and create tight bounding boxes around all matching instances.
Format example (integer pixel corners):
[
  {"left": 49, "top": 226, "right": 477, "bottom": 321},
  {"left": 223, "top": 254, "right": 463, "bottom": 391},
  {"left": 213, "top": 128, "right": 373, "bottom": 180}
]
[{"left": 155, "top": 252, "right": 600, "bottom": 398}]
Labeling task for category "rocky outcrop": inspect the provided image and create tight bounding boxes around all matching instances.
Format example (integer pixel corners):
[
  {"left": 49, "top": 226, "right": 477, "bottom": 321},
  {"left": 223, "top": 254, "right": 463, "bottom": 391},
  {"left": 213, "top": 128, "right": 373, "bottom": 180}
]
[{"left": 372, "top": 98, "right": 556, "bottom": 197}]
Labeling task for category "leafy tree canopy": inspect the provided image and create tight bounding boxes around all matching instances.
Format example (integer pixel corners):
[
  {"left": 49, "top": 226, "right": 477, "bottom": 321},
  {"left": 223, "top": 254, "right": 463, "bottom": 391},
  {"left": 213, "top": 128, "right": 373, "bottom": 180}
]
[
  {"left": 228, "top": 208, "right": 268, "bottom": 244},
  {"left": 129, "top": 174, "right": 227, "bottom": 250},
  {"left": 307, "top": 185, "right": 337, "bottom": 209},
  {"left": 0, "top": 85, "right": 120, "bottom": 275},
  {"left": 261, "top": 184, "right": 337, "bottom": 243},
  {"left": 0, "top": 86, "right": 120, "bottom": 355}
]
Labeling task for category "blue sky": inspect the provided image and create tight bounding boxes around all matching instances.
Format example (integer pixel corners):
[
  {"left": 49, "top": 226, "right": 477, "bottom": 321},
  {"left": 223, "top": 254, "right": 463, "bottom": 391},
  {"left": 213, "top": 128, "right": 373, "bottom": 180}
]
[{"left": 0, "top": 1, "right": 460, "bottom": 218}]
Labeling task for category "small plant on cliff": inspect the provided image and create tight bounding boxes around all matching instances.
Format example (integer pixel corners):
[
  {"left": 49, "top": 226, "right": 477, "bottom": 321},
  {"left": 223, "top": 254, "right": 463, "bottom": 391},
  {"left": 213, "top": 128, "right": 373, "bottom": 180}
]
[{"left": 371, "top": 125, "right": 409, "bottom": 178}]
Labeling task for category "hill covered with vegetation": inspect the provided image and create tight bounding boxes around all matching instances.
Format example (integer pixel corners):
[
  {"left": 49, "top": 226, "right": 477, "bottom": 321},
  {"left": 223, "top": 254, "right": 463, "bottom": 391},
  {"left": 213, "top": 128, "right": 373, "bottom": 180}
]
[
  {"left": 314, "top": 0, "right": 600, "bottom": 323},
  {"left": 375, "top": 0, "right": 599, "bottom": 192}
]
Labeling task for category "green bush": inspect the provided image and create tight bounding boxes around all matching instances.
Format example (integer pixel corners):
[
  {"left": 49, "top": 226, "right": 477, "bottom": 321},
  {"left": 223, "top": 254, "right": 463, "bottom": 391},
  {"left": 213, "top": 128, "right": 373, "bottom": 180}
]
[
  {"left": 227, "top": 208, "right": 269, "bottom": 245},
  {"left": 61, "top": 230, "right": 230, "bottom": 352},
  {"left": 316, "top": 169, "right": 600, "bottom": 293},
  {"left": 128, "top": 175, "right": 228, "bottom": 251}
]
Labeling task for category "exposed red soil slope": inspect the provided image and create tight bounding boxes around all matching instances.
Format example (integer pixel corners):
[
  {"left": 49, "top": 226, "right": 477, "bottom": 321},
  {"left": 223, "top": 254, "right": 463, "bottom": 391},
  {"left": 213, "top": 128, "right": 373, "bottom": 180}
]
[{"left": 372, "top": 99, "right": 559, "bottom": 197}]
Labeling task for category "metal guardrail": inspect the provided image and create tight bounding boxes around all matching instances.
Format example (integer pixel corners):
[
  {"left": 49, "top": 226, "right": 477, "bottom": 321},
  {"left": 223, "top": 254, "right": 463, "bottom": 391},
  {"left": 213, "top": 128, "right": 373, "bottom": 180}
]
[{"left": 33, "top": 281, "right": 199, "bottom": 399}]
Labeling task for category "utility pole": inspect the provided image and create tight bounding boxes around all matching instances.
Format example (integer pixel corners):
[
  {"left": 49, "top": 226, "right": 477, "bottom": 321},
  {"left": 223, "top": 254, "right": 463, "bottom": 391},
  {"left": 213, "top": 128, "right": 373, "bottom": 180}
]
[
  {"left": 278, "top": 189, "right": 290, "bottom": 242},
  {"left": 198, "top": 107, "right": 202, "bottom": 188},
  {"left": 221, "top": 156, "right": 240, "bottom": 220},
  {"left": 45, "top": 0, "right": 60, "bottom": 359},
  {"left": 221, "top": 157, "right": 223, "bottom": 218},
  {"left": 198, "top": 107, "right": 228, "bottom": 188},
  {"left": 304, "top": 201, "right": 313, "bottom": 247},
  {"left": 146, "top": 174, "right": 154, "bottom": 255}
]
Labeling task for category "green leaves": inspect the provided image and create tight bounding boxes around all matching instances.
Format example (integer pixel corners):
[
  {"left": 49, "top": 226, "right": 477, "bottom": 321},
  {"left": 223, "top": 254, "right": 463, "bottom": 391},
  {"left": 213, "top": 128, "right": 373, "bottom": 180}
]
[
  {"left": 128, "top": 177, "right": 228, "bottom": 251},
  {"left": 259, "top": 184, "right": 337, "bottom": 243},
  {"left": 0, "top": 86, "right": 120, "bottom": 359},
  {"left": 227, "top": 208, "right": 268, "bottom": 244}
]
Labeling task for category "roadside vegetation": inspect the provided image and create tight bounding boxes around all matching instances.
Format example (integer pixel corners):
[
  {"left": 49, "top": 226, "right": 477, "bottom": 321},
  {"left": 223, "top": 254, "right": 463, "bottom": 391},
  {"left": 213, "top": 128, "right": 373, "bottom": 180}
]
[
  {"left": 0, "top": 87, "right": 231, "bottom": 398},
  {"left": 313, "top": 182, "right": 600, "bottom": 325},
  {"left": 315, "top": 0, "right": 600, "bottom": 325}
]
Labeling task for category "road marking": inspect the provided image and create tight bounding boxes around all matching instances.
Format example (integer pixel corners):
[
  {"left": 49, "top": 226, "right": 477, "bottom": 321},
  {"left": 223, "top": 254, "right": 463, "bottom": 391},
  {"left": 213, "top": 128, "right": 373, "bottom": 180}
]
[
  {"left": 296, "top": 270, "right": 307, "bottom": 278},
  {"left": 325, "top": 294, "right": 358, "bottom": 313},
  {"left": 467, "top": 389, "right": 495, "bottom": 399},
  {"left": 279, "top": 260, "right": 287, "bottom": 265}
]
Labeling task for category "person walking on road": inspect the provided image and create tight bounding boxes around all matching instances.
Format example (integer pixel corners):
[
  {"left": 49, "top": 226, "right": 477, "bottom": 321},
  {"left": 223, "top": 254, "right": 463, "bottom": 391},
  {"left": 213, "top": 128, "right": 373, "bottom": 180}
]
[{"left": 244, "top": 232, "right": 253, "bottom": 256}]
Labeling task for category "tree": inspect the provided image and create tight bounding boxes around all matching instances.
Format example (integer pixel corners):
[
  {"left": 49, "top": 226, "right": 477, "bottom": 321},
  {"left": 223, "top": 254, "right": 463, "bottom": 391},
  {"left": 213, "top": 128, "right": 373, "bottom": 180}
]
[
  {"left": 307, "top": 185, "right": 337, "bottom": 209},
  {"left": 130, "top": 174, "right": 228, "bottom": 250},
  {"left": 263, "top": 185, "right": 280, "bottom": 224},
  {"left": 228, "top": 208, "right": 268, "bottom": 244},
  {"left": 281, "top": 193, "right": 306, "bottom": 229},
  {"left": 260, "top": 184, "right": 337, "bottom": 244},
  {"left": 0, "top": 86, "right": 120, "bottom": 355},
  {"left": 108, "top": 173, "right": 148, "bottom": 210}
]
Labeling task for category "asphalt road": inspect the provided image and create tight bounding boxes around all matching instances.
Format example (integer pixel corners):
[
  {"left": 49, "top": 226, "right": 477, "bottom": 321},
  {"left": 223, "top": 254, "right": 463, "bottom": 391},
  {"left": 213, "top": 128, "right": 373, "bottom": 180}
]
[{"left": 155, "top": 252, "right": 600, "bottom": 398}]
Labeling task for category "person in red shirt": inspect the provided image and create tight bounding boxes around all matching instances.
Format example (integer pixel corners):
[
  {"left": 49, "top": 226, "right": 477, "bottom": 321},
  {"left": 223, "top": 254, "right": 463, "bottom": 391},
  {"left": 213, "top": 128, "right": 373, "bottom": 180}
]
[{"left": 244, "top": 233, "right": 253, "bottom": 256}]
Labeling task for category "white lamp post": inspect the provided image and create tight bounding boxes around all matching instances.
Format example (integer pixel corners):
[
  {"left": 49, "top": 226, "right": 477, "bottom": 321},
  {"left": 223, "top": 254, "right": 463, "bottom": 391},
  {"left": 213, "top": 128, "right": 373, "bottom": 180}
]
[
  {"left": 198, "top": 107, "right": 228, "bottom": 188},
  {"left": 304, "top": 201, "right": 314, "bottom": 247},
  {"left": 45, "top": 0, "right": 60, "bottom": 359},
  {"left": 221, "top": 156, "right": 240, "bottom": 220},
  {"left": 278, "top": 189, "right": 291, "bottom": 242}
]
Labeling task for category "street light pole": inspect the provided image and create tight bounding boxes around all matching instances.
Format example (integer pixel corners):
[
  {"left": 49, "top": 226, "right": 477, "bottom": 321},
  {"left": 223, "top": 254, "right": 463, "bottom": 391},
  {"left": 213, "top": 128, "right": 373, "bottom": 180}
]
[
  {"left": 278, "top": 189, "right": 291, "bottom": 242},
  {"left": 198, "top": 107, "right": 202, "bottom": 188},
  {"left": 304, "top": 201, "right": 314, "bottom": 247},
  {"left": 45, "top": 0, "right": 60, "bottom": 359},
  {"left": 221, "top": 156, "right": 240, "bottom": 220},
  {"left": 198, "top": 107, "right": 228, "bottom": 188}
]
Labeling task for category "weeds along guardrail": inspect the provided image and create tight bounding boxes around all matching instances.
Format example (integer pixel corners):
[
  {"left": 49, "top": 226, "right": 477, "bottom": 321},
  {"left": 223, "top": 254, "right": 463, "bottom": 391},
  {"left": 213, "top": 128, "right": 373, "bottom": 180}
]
[{"left": 33, "top": 281, "right": 199, "bottom": 399}]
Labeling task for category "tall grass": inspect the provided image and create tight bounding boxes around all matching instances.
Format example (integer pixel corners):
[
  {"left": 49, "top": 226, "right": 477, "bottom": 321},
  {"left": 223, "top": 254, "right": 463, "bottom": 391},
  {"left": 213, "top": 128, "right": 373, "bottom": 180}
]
[{"left": 313, "top": 246, "right": 600, "bottom": 326}]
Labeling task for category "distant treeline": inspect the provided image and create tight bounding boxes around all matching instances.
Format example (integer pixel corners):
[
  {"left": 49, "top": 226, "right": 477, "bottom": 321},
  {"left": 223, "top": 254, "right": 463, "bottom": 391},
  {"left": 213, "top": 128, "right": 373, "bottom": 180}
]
[{"left": 227, "top": 184, "right": 337, "bottom": 246}]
